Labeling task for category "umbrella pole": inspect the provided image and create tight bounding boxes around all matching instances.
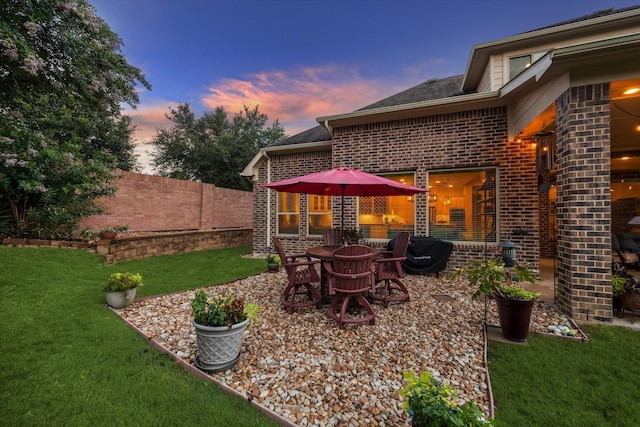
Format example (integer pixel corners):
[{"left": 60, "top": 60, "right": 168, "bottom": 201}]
[{"left": 340, "top": 185, "right": 346, "bottom": 241}]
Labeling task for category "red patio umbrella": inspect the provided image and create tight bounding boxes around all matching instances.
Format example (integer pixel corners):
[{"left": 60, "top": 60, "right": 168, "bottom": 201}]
[{"left": 262, "top": 167, "right": 428, "bottom": 235}]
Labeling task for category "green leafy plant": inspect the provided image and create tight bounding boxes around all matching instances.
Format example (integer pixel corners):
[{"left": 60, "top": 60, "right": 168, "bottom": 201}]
[
  {"left": 399, "top": 370, "right": 494, "bottom": 426},
  {"left": 449, "top": 257, "right": 539, "bottom": 300},
  {"left": 104, "top": 272, "right": 143, "bottom": 292},
  {"left": 342, "top": 228, "right": 363, "bottom": 242},
  {"left": 101, "top": 225, "right": 129, "bottom": 233},
  {"left": 266, "top": 253, "right": 281, "bottom": 267},
  {"left": 191, "top": 290, "right": 262, "bottom": 328},
  {"left": 612, "top": 263, "right": 640, "bottom": 296}
]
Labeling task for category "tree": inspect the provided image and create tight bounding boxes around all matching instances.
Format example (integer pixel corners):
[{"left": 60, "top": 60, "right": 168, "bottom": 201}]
[
  {"left": 151, "top": 103, "right": 285, "bottom": 191},
  {"left": 0, "top": 0, "right": 150, "bottom": 238}
]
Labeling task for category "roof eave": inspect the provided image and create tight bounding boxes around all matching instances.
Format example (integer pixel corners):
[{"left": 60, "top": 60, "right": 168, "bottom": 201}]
[
  {"left": 462, "top": 8, "right": 640, "bottom": 91},
  {"left": 317, "top": 91, "right": 501, "bottom": 128}
]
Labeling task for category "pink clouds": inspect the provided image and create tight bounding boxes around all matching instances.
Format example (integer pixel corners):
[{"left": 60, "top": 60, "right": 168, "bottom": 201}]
[
  {"left": 124, "top": 65, "right": 414, "bottom": 173},
  {"left": 201, "top": 65, "right": 398, "bottom": 136}
]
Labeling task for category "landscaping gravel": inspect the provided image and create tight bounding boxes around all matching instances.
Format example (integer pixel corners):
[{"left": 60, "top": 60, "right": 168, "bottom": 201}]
[{"left": 118, "top": 270, "right": 584, "bottom": 426}]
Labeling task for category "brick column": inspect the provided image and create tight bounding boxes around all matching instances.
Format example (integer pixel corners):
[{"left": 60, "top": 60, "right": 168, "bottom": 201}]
[{"left": 555, "top": 84, "right": 612, "bottom": 322}]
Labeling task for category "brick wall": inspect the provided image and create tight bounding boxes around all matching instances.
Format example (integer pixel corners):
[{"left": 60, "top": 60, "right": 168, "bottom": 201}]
[
  {"left": 79, "top": 171, "right": 253, "bottom": 232},
  {"left": 555, "top": 84, "right": 612, "bottom": 322},
  {"left": 256, "top": 108, "right": 541, "bottom": 271}
]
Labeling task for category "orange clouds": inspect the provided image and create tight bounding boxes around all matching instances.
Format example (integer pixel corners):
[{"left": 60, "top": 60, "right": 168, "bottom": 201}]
[
  {"left": 124, "top": 65, "right": 413, "bottom": 173},
  {"left": 201, "top": 65, "right": 396, "bottom": 135}
]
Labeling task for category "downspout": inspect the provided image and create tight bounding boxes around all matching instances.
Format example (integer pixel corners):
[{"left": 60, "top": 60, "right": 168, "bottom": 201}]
[{"left": 265, "top": 151, "right": 271, "bottom": 254}]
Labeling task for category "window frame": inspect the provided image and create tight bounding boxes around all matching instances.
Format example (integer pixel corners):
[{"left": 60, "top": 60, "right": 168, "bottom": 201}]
[
  {"left": 276, "top": 192, "right": 300, "bottom": 236},
  {"left": 307, "top": 194, "right": 332, "bottom": 236},
  {"left": 426, "top": 167, "right": 499, "bottom": 244}
]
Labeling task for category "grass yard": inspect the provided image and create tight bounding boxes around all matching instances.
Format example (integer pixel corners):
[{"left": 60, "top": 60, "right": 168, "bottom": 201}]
[
  {"left": 0, "top": 245, "right": 278, "bottom": 426},
  {"left": 489, "top": 324, "right": 640, "bottom": 427},
  {"left": 2, "top": 245, "right": 640, "bottom": 426}
]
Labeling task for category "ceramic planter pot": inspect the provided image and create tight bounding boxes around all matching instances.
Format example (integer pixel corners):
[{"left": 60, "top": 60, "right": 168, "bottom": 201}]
[
  {"left": 495, "top": 293, "right": 535, "bottom": 342},
  {"left": 267, "top": 261, "right": 280, "bottom": 272},
  {"left": 105, "top": 287, "right": 137, "bottom": 309},
  {"left": 100, "top": 231, "right": 117, "bottom": 240},
  {"left": 193, "top": 318, "right": 249, "bottom": 372}
]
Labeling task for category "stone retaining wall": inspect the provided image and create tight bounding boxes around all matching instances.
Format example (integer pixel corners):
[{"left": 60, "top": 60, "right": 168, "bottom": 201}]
[{"left": 1, "top": 228, "right": 252, "bottom": 264}]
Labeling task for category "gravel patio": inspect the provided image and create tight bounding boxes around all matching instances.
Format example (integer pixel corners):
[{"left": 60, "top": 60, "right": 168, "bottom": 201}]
[{"left": 117, "top": 270, "right": 583, "bottom": 427}]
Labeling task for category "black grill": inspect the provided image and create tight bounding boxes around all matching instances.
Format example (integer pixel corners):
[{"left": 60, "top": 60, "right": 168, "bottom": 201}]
[{"left": 388, "top": 236, "right": 454, "bottom": 275}]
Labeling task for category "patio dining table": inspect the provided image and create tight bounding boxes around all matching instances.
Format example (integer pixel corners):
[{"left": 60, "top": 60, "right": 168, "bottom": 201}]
[{"left": 305, "top": 244, "right": 380, "bottom": 304}]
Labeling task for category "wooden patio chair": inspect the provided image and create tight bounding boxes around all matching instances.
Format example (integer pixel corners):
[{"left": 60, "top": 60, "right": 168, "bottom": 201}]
[
  {"left": 272, "top": 237, "right": 322, "bottom": 314},
  {"left": 370, "top": 231, "right": 411, "bottom": 307},
  {"left": 324, "top": 245, "right": 376, "bottom": 328},
  {"left": 323, "top": 229, "right": 343, "bottom": 246}
]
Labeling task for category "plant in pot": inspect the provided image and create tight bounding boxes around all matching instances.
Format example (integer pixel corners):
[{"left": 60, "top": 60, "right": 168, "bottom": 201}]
[
  {"left": 399, "top": 370, "right": 494, "bottom": 426},
  {"left": 342, "top": 228, "right": 363, "bottom": 245},
  {"left": 191, "top": 289, "right": 262, "bottom": 372},
  {"left": 266, "top": 253, "right": 281, "bottom": 272},
  {"left": 100, "top": 225, "right": 128, "bottom": 239},
  {"left": 449, "top": 257, "right": 539, "bottom": 342},
  {"left": 104, "top": 272, "right": 142, "bottom": 309},
  {"left": 612, "top": 262, "right": 640, "bottom": 314}
]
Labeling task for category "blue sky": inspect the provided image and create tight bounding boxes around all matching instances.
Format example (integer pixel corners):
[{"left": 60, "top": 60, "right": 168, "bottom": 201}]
[{"left": 89, "top": 0, "right": 640, "bottom": 172}]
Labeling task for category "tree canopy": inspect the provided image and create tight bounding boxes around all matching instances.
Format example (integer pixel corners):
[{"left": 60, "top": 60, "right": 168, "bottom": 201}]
[
  {"left": 151, "top": 103, "right": 285, "bottom": 191},
  {"left": 0, "top": 0, "right": 150, "bottom": 238}
]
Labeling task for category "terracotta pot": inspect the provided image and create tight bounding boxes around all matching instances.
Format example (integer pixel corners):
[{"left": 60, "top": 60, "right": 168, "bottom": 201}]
[
  {"left": 495, "top": 293, "right": 535, "bottom": 342},
  {"left": 100, "top": 231, "right": 117, "bottom": 240}
]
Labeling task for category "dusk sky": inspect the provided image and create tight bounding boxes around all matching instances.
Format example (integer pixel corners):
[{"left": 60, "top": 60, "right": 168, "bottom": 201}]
[{"left": 90, "top": 0, "right": 640, "bottom": 173}]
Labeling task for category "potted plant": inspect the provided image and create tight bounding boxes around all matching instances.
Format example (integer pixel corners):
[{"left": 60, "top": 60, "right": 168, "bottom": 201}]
[
  {"left": 449, "top": 257, "right": 539, "bottom": 342},
  {"left": 266, "top": 253, "right": 281, "bottom": 272},
  {"left": 104, "top": 272, "right": 142, "bottom": 309},
  {"left": 100, "top": 225, "right": 128, "bottom": 239},
  {"left": 191, "top": 289, "right": 262, "bottom": 372},
  {"left": 612, "top": 263, "right": 640, "bottom": 313},
  {"left": 342, "top": 228, "right": 363, "bottom": 245},
  {"left": 399, "top": 370, "right": 494, "bottom": 426}
]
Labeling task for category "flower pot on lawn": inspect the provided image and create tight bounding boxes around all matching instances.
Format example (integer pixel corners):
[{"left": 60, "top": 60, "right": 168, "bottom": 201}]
[
  {"left": 192, "top": 318, "right": 249, "bottom": 372},
  {"left": 105, "top": 287, "right": 137, "bottom": 309},
  {"left": 495, "top": 292, "right": 535, "bottom": 342}
]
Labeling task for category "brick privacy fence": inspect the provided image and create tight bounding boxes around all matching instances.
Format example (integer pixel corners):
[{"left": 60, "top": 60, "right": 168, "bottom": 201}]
[{"left": 79, "top": 170, "right": 253, "bottom": 232}]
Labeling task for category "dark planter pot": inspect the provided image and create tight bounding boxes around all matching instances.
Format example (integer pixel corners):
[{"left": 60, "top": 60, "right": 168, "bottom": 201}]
[
  {"left": 267, "top": 261, "right": 280, "bottom": 272},
  {"left": 495, "top": 293, "right": 535, "bottom": 342}
]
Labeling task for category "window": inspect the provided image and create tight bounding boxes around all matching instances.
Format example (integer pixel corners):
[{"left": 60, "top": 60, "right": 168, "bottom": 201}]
[
  {"left": 277, "top": 192, "right": 299, "bottom": 235},
  {"left": 428, "top": 168, "right": 497, "bottom": 243},
  {"left": 509, "top": 52, "right": 547, "bottom": 80},
  {"left": 358, "top": 173, "right": 417, "bottom": 240},
  {"left": 308, "top": 195, "right": 332, "bottom": 235}
]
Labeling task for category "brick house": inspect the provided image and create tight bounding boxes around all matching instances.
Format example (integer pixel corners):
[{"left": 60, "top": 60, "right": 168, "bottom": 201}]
[{"left": 243, "top": 7, "right": 640, "bottom": 323}]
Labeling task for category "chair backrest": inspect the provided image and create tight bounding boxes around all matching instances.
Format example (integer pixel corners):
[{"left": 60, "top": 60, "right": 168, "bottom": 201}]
[
  {"left": 330, "top": 245, "right": 374, "bottom": 292},
  {"left": 392, "top": 232, "right": 411, "bottom": 259},
  {"left": 323, "top": 229, "right": 343, "bottom": 246},
  {"left": 272, "top": 237, "right": 289, "bottom": 269}
]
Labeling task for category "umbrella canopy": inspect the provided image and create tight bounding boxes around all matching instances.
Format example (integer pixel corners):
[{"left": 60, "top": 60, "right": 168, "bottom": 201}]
[{"left": 262, "top": 167, "right": 428, "bottom": 235}]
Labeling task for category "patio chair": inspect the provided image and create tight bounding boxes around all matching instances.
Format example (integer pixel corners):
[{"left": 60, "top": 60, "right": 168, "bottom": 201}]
[
  {"left": 272, "top": 237, "right": 322, "bottom": 314},
  {"left": 324, "top": 245, "right": 376, "bottom": 328},
  {"left": 370, "top": 231, "right": 411, "bottom": 307},
  {"left": 323, "top": 229, "right": 343, "bottom": 246}
]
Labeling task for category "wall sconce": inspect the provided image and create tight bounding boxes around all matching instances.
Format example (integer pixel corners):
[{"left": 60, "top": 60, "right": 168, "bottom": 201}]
[
  {"left": 407, "top": 195, "right": 414, "bottom": 203},
  {"left": 431, "top": 194, "right": 437, "bottom": 202}
]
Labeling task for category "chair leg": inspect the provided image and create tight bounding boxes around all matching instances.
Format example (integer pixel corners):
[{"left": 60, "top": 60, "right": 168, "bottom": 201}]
[
  {"left": 371, "top": 278, "right": 410, "bottom": 307},
  {"left": 281, "top": 283, "right": 321, "bottom": 313}
]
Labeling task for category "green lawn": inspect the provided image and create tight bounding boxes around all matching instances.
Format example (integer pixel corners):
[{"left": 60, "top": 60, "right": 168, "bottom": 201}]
[
  {"left": 0, "top": 246, "right": 278, "bottom": 426},
  {"left": 2, "top": 245, "right": 639, "bottom": 426},
  {"left": 489, "top": 324, "right": 640, "bottom": 426}
]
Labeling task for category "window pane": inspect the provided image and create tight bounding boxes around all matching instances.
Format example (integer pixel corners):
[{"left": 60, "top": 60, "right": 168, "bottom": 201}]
[
  {"left": 428, "top": 169, "right": 497, "bottom": 243},
  {"left": 277, "top": 193, "right": 299, "bottom": 234},
  {"left": 308, "top": 195, "right": 332, "bottom": 235},
  {"left": 509, "top": 55, "right": 531, "bottom": 80},
  {"left": 358, "top": 173, "right": 416, "bottom": 240}
]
